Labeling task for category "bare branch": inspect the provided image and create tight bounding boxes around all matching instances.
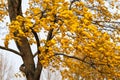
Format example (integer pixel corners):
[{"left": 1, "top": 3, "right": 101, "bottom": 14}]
[
  {"left": 54, "top": 53, "right": 89, "bottom": 64},
  {"left": 0, "top": 46, "right": 21, "bottom": 56},
  {"left": 33, "top": 51, "right": 38, "bottom": 57},
  {"left": 54, "top": 53, "right": 111, "bottom": 74},
  {"left": 93, "top": 20, "right": 120, "bottom": 24},
  {"left": 87, "top": 6, "right": 101, "bottom": 11}
]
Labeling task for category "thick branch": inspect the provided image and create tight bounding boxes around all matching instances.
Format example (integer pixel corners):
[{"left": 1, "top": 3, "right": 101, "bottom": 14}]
[
  {"left": 8, "top": 0, "right": 22, "bottom": 21},
  {"left": 0, "top": 46, "right": 21, "bottom": 56},
  {"left": 34, "top": 62, "right": 42, "bottom": 80},
  {"left": 31, "top": 28, "right": 40, "bottom": 52},
  {"left": 47, "top": 28, "right": 54, "bottom": 41}
]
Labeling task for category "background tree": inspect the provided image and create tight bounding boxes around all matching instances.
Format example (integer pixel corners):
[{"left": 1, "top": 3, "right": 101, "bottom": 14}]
[
  {"left": 0, "top": 0, "right": 120, "bottom": 80},
  {"left": 0, "top": 54, "right": 14, "bottom": 80}
]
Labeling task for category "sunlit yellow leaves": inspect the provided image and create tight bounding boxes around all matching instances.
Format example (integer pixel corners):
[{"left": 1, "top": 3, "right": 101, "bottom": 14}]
[
  {"left": 46, "top": 16, "right": 55, "bottom": 22},
  {"left": 87, "top": 24, "right": 97, "bottom": 31},
  {"left": 47, "top": 39, "right": 56, "bottom": 46},
  {"left": 38, "top": 38, "right": 58, "bottom": 67},
  {"left": 82, "top": 18, "right": 90, "bottom": 25},
  {"left": 31, "top": 7, "right": 41, "bottom": 15},
  {"left": 103, "top": 32, "right": 110, "bottom": 40},
  {"left": 83, "top": 6, "right": 88, "bottom": 12},
  {"left": 16, "top": 15, "right": 24, "bottom": 21},
  {"left": 89, "top": 0, "right": 94, "bottom": 3},
  {"left": 61, "top": 38, "right": 69, "bottom": 45},
  {"left": 84, "top": 12, "right": 92, "bottom": 20},
  {"left": 82, "top": 31, "right": 91, "bottom": 38},
  {"left": 9, "top": 20, "right": 21, "bottom": 32},
  {"left": 16, "top": 16, "right": 33, "bottom": 29},
  {"left": 33, "top": 25, "right": 40, "bottom": 32},
  {"left": 75, "top": 1, "right": 84, "bottom": 7},
  {"left": 24, "top": 18, "right": 33, "bottom": 29},
  {"left": 59, "top": 10, "right": 74, "bottom": 19},
  {"left": 39, "top": 46, "right": 55, "bottom": 67},
  {"left": 43, "top": 0, "right": 51, "bottom": 3},
  {"left": 98, "top": 47, "right": 105, "bottom": 52},
  {"left": 114, "top": 55, "right": 120, "bottom": 60},
  {"left": 18, "top": 30, "right": 24, "bottom": 35},
  {"left": 97, "top": 0, "right": 105, "bottom": 4},
  {"left": 76, "top": 45, "right": 82, "bottom": 51},
  {"left": 34, "top": 0, "right": 40, "bottom": 3}
]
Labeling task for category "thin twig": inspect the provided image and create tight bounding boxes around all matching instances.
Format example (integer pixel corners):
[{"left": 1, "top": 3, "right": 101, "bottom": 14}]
[
  {"left": 54, "top": 53, "right": 89, "bottom": 64},
  {"left": 93, "top": 20, "right": 120, "bottom": 24}
]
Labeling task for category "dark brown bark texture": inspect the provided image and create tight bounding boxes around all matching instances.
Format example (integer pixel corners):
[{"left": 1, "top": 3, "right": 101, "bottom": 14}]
[{"left": 8, "top": 0, "right": 42, "bottom": 80}]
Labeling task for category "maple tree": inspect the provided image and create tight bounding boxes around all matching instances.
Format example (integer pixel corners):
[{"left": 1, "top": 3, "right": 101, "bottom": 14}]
[{"left": 0, "top": 0, "right": 120, "bottom": 80}]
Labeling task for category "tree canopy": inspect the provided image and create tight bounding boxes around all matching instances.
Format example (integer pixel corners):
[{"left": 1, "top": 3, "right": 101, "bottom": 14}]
[{"left": 0, "top": 0, "right": 120, "bottom": 80}]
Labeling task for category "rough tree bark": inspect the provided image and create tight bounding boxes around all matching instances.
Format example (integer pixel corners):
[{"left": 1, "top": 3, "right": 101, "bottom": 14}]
[{"left": 7, "top": 0, "right": 42, "bottom": 80}]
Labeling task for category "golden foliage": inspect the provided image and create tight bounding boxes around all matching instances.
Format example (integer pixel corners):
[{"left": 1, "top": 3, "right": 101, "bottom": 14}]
[{"left": 1, "top": 0, "right": 120, "bottom": 79}]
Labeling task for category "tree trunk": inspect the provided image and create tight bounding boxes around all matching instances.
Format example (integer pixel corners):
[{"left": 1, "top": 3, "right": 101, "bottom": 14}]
[
  {"left": 19, "top": 37, "right": 35, "bottom": 80},
  {"left": 8, "top": 0, "right": 42, "bottom": 80}
]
